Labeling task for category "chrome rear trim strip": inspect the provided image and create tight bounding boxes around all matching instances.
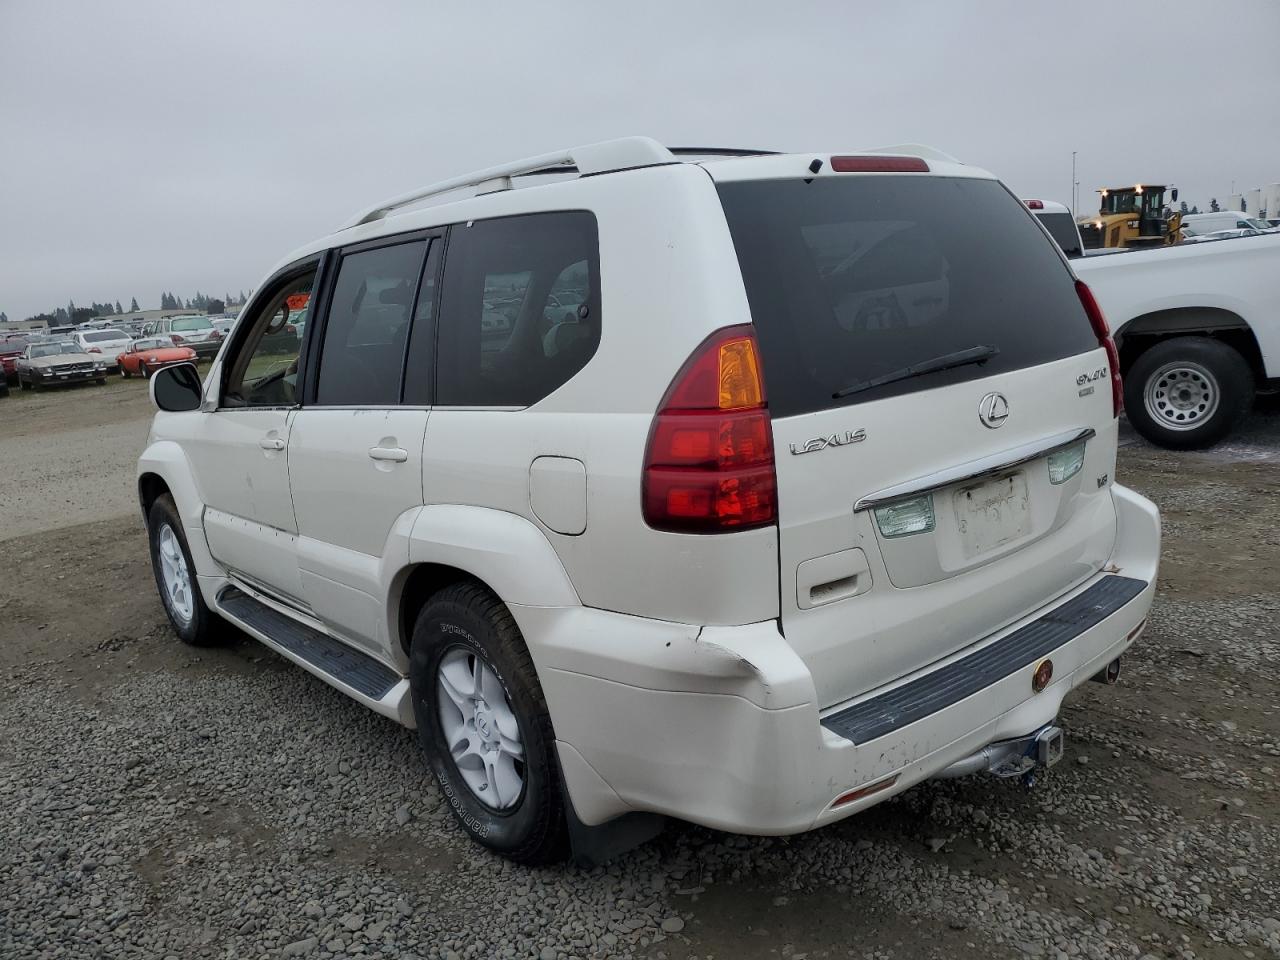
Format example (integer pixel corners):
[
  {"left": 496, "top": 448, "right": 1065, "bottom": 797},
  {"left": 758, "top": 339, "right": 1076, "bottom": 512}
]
[{"left": 853, "top": 427, "right": 1096, "bottom": 512}]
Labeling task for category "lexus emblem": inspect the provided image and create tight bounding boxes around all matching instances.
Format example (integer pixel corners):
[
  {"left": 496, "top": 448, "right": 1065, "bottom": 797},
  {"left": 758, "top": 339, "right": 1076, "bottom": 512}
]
[{"left": 978, "top": 392, "right": 1009, "bottom": 429}]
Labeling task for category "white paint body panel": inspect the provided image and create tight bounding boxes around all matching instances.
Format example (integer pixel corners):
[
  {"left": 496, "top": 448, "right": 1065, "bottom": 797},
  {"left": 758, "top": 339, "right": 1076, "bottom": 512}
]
[
  {"left": 179, "top": 407, "right": 302, "bottom": 600},
  {"left": 1074, "top": 232, "right": 1280, "bottom": 377},
  {"left": 289, "top": 407, "right": 429, "bottom": 653}
]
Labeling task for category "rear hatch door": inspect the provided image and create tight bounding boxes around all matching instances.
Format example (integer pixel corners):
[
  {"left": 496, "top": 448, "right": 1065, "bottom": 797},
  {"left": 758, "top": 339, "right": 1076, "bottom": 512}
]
[{"left": 714, "top": 165, "right": 1119, "bottom": 708}]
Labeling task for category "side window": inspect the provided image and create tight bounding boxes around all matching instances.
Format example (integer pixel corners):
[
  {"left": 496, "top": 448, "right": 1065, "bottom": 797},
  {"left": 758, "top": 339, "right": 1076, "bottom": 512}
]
[
  {"left": 436, "top": 212, "right": 600, "bottom": 407},
  {"left": 222, "top": 269, "right": 315, "bottom": 408},
  {"left": 314, "top": 240, "right": 428, "bottom": 406}
]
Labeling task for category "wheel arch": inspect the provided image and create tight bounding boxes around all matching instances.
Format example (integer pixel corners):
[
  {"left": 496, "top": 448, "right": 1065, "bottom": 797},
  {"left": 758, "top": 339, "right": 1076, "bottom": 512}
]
[
  {"left": 136, "top": 440, "right": 221, "bottom": 578},
  {"left": 1116, "top": 308, "right": 1263, "bottom": 378},
  {"left": 389, "top": 505, "right": 581, "bottom": 658}
]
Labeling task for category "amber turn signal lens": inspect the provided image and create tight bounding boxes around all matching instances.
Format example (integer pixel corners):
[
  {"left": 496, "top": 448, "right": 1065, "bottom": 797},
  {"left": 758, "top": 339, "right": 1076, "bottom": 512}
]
[
  {"left": 1032, "top": 659, "right": 1054, "bottom": 693},
  {"left": 717, "top": 337, "right": 764, "bottom": 410}
]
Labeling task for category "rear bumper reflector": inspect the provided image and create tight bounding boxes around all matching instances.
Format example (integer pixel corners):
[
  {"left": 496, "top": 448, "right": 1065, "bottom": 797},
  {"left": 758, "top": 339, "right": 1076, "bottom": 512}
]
[{"left": 821, "top": 575, "right": 1147, "bottom": 745}]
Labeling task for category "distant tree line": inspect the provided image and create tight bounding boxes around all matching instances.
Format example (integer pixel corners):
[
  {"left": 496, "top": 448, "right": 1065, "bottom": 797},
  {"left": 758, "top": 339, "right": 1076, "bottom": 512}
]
[{"left": 9, "top": 289, "right": 249, "bottom": 325}]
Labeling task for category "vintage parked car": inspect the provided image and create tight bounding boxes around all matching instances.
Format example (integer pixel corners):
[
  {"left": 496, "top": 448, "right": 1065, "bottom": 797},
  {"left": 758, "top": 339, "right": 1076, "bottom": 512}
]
[
  {"left": 117, "top": 337, "right": 198, "bottom": 378},
  {"left": 139, "top": 315, "right": 224, "bottom": 359},
  {"left": 1, "top": 336, "right": 29, "bottom": 384},
  {"left": 16, "top": 340, "right": 109, "bottom": 389},
  {"left": 73, "top": 328, "right": 133, "bottom": 372}
]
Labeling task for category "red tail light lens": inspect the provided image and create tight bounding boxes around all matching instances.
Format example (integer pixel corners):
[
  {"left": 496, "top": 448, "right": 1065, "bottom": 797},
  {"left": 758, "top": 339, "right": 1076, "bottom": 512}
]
[
  {"left": 1075, "top": 281, "right": 1122, "bottom": 416},
  {"left": 831, "top": 155, "right": 929, "bottom": 173},
  {"left": 87, "top": 347, "right": 101, "bottom": 353},
  {"left": 642, "top": 325, "right": 777, "bottom": 533},
  {"left": 1025, "top": 199, "right": 1045, "bottom": 210},
  {"left": 170, "top": 334, "right": 184, "bottom": 345}
]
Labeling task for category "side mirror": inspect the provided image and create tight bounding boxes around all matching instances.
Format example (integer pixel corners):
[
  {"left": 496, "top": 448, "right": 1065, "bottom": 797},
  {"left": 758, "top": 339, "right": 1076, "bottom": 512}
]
[
  {"left": 1171, "top": 188, "right": 1179, "bottom": 202},
  {"left": 150, "top": 362, "right": 203, "bottom": 412}
]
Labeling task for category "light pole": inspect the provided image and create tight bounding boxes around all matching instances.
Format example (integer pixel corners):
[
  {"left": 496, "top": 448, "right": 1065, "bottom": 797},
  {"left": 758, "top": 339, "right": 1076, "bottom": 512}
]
[{"left": 1071, "top": 151, "right": 1078, "bottom": 217}]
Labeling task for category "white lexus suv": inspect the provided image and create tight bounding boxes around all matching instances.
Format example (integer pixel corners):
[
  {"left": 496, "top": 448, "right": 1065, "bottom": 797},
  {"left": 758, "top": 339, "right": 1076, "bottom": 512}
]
[{"left": 138, "top": 138, "right": 1160, "bottom": 864}]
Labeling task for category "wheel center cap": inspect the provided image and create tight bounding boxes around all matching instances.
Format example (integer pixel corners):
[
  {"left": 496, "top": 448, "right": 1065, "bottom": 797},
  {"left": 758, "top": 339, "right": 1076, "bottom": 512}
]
[{"left": 475, "top": 708, "right": 492, "bottom": 740}]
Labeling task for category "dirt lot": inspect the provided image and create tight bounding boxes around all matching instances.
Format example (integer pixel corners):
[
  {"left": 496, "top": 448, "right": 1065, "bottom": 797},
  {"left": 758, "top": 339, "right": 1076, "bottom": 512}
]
[{"left": 2, "top": 380, "right": 1278, "bottom": 960}]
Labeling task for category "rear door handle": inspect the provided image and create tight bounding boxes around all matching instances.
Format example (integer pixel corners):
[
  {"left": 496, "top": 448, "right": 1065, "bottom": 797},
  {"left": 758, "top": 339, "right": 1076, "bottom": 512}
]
[
  {"left": 368, "top": 446, "right": 408, "bottom": 463},
  {"left": 258, "top": 436, "right": 285, "bottom": 451}
]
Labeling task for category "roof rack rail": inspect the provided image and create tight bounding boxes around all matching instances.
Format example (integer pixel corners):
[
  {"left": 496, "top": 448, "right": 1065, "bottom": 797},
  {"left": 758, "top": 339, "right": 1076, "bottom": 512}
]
[
  {"left": 668, "top": 147, "right": 780, "bottom": 158},
  {"left": 340, "top": 136, "right": 675, "bottom": 229}
]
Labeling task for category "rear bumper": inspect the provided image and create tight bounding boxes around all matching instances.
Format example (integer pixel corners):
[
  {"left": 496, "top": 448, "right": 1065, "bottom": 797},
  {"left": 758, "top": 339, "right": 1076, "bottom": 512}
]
[
  {"left": 523, "top": 483, "right": 1159, "bottom": 833},
  {"left": 188, "top": 341, "right": 221, "bottom": 358}
]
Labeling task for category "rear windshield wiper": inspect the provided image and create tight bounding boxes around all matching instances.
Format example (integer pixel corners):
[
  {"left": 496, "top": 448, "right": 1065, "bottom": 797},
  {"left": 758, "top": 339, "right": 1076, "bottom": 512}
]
[{"left": 832, "top": 344, "right": 1000, "bottom": 400}]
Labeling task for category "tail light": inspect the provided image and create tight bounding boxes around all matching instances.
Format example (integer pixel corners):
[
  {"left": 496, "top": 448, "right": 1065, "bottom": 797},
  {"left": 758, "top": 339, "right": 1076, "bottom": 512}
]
[
  {"left": 642, "top": 325, "right": 777, "bottom": 533},
  {"left": 87, "top": 347, "right": 101, "bottom": 353},
  {"left": 171, "top": 334, "right": 185, "bottom": 345},
  {"left": 1025, "top": 199, "right": 1045, "bottom": 210},
  {"left": 1075, "top": 280, "right": 1122, "bottom": 416}
]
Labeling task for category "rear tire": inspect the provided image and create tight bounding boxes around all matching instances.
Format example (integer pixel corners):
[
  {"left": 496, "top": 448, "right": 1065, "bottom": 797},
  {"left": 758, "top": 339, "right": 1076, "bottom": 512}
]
[
  {"left": 147, "top": 494, "right": 219, "bottom": 646},
  {"left": 1124, "top": 337, "right": 1253, "bottom": 450},
  {"left": 121, "top": 366, "right": 131, "bottom": 378},
  {"left": 409, "top": 582, "right": 568, "bottom": 864}
]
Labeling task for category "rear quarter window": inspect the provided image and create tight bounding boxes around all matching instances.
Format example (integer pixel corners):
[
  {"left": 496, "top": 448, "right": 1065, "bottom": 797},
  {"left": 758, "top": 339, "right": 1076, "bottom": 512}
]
[
  {"left": 434, "top": 211, "right": 600, "bottom": 407},
  {"left": 717, "top": 176, "right": 1097, "bottom": 417}
]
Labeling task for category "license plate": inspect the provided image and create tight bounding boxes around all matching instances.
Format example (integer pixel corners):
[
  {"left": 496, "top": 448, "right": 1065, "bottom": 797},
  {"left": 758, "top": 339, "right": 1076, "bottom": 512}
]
[{"left": 954, "top": 472, "right": 1030, "bottom": 557}]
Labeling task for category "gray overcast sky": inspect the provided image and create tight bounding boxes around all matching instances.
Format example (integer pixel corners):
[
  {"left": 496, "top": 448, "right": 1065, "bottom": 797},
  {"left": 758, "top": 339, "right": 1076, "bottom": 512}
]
[{"left": 2, "top": 0, "right": 1277, "bottom": 320}]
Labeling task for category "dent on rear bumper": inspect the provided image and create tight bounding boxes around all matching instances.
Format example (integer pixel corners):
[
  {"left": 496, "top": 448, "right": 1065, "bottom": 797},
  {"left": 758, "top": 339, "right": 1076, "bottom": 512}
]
[{"left": 523, "top": 483, "right": 1160, "bottom": 834}]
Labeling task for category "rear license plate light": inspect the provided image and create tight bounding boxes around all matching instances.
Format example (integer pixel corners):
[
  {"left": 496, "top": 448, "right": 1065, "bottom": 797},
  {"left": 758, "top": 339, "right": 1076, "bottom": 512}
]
[{"left": 873, "top": 494, "right": 935, "bottom": 538}]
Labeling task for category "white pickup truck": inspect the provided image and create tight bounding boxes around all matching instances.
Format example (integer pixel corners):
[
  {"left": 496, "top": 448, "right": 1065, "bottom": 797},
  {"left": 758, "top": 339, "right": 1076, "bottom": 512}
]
[{"left": 1073, "top": 233, "right": 1280, "bottom": 448}]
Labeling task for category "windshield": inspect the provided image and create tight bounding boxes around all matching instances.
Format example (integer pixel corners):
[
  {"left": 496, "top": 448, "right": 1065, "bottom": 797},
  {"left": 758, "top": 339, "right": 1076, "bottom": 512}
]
[
  {"left": 83, "top": 330, "right": 127, "bottom": 343},
  {"left": 30, "top": 342, "right": 81, "bottom": 358},
  {"left": 133, "top": 338, "right": 166, "bottom": 350},
  {"left": 172, "top": 317, "right": 212, "bottom": 331},
  {"left": 717, "top": 175, "right": 1096, "bottom": 417},
  {"left": 1035, "top": 212, "right": 1084, "bottom": 259}
]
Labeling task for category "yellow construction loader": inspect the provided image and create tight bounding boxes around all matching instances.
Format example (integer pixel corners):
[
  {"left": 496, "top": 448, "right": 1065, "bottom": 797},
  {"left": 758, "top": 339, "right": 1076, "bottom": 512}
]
[{"left": 1077, "top": 185, "right": 1183, "bottom": 250}]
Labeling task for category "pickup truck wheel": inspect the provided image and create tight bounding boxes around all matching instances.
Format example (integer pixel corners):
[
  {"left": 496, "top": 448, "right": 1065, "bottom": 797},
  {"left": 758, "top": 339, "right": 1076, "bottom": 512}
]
[
  {"left": 147, "top": 494, "right": 218, "bottom": 646},
  {"left": 1124, "top": 337, "right": 1253, "bottom": 450},
  {"left": 409, "top": 582, "right": 567, "bottom": 865}
]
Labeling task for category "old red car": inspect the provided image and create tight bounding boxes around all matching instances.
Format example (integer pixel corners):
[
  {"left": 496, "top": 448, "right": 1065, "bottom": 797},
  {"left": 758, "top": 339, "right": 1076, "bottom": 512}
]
[
  {"left": 1, "top": 336, "right": 28, "bottom": 384},
  {"left": 116, "top": 337, "right": 198, "bottom": 378}
]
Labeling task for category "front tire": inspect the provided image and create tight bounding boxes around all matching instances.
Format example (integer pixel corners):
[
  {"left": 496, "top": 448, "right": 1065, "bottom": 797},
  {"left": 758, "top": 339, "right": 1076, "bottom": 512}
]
[
  {"left": 147, "top": 494, "right": 218, "bottom": 646},
  {"left": 139, "top": 362, "right": 151, "bottom": 379},
  {"left": 409, "top": 582, "right": 567, "bottom": 864},
  {"left": 1124, "top": 337, "right": 1253, "bottom": 450}
]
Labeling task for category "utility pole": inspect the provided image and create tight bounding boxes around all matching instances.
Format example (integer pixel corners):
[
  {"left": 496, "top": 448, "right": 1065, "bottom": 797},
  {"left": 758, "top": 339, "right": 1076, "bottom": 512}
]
[{"left": 1071, "top": 151, "right": 1078, "bottom": 217}]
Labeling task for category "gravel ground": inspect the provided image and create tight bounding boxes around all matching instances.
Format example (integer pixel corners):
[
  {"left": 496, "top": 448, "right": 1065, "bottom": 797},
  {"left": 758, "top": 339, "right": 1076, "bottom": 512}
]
[
  {"left": 0, "top": 375, "right": 162, "bottom": 538},
  {"left": 1, "top": 384, "right": 1278, "bottom": 960}
]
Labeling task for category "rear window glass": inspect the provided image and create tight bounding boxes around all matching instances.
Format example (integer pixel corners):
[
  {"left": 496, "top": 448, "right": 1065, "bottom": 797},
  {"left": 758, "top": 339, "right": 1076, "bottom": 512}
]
[
  {"left": 172, "top": 317, "right": 212, "bottom": 331},
  {"left": 1035, "top": 212, "right": 1084, "bottom": 259},
  {"left": 717, "top": 176, "right": 1096, "bottom": 418},
  {"left": 83, "top": 330, "right": 127, "bottom": 343}
]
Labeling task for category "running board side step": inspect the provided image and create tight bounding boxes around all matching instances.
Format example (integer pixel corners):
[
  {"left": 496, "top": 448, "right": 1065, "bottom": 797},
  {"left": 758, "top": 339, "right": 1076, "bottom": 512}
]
[{"left": 217, "top": 585, "right": 403, "bottom": 702}]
